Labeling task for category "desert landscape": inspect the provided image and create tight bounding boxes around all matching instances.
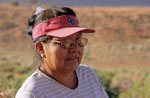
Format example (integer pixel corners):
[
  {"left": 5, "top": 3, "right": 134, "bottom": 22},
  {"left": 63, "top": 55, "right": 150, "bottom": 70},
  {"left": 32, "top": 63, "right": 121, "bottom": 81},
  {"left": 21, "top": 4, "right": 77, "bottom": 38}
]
[{"left": 0, "top": 3, "right": 150, "bottom": 98}]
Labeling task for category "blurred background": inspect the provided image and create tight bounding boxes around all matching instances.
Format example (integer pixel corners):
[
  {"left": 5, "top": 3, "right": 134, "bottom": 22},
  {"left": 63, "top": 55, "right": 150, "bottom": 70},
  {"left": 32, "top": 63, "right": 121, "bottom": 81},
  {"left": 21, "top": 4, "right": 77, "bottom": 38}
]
[{"left": 0, "top": 0, "right": 150, "bottom": 98}]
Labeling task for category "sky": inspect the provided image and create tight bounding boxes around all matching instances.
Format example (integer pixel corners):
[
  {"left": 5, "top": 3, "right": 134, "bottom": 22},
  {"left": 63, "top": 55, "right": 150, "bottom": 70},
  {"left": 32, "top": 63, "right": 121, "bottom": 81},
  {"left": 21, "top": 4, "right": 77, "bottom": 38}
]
[{"left": 0, "top": 0, "right": 150, "bottom": 6}]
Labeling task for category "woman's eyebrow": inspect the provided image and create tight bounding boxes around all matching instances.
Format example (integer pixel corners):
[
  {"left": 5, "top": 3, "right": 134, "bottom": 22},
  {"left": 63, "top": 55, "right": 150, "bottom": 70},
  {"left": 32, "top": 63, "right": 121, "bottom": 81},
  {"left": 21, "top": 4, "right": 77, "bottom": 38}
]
[{"left": 54, "top": 37, "right": 68, "bottom": 41}]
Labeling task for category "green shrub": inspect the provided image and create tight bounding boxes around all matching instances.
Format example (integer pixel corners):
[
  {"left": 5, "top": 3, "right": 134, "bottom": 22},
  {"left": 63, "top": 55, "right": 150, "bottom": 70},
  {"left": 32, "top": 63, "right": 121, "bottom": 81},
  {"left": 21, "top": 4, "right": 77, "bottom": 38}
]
[
  {"left": 1, "top": 77, "right": 24, "bottom": 89},
  {"left": 11, "top": 1, "right": 19, "bottom": 6},
  {"left": 101, "top": 12, "right": 114, "bottom": 19},
  {"left": 0, "top": 64, "right": 34, "bottom": 97},
  {"left": 119, "top": 67, "right": 150, "bottom": 98},
  {"left": 96, "top": 71, "right": 120, "bottom": 98},
  {"left": 0, "top": 21, "right": 17, "bottom": 30},
  {"left": 1, "top": 77, "right": 24, "bottom": 97},
  {"left": 145, "top": 14, "right": 150, "bottom": 20},
  {"left": 119, "top": 81, "right": 145, "bottom": 98},
  {"left": 14, "top": 66, "right": 33, "bottom": 74},
  {"left": 89, "top": 23, "right": 95, "bottom": 28},
  {"left": 0, "top": 64, "right": 15, "bottom": 72},
  {"left": 126, "top": 17, "right": 135, "bottom": 25},
  {"left": 95, "top": 67, "right": 150, "bottom": 98},
  {"left": 144, "top": 75, "right": 150, "bottom": 98}
]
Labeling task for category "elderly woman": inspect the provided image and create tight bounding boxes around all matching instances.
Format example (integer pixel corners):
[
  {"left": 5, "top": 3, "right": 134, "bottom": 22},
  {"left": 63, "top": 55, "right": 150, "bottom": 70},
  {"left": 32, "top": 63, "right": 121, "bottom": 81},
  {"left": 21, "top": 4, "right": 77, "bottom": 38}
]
[{"left": 15, "top": 6, "right": 108, "bottom": 98}]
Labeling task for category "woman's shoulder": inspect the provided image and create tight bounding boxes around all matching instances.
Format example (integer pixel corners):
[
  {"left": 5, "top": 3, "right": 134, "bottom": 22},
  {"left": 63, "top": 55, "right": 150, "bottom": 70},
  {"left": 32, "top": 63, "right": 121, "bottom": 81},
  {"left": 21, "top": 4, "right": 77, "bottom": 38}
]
[
  {"left": 15, "top": 70, "right": 51, "bottom": 97},
  {"left": 77, "top": 64, "right": 97, "bottom": 77},
  {"left": 77, "top": 64, "right": 101, "bottom": 85},
  {"left": 19, "top": 71, "right": 49, "bottom": 88},
  {"left": 77, "top": 64, "right": 94, "bottom": 72},
  {"left": 77, "top": 64, "right": 109, "bottom": 98}
]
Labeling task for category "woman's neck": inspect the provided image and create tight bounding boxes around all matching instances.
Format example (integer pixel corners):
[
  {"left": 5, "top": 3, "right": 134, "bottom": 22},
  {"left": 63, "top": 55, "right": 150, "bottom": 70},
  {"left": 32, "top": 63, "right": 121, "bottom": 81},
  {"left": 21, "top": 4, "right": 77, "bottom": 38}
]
[{"left": 39, "top": 65, "right": 78, "bottom": 89}]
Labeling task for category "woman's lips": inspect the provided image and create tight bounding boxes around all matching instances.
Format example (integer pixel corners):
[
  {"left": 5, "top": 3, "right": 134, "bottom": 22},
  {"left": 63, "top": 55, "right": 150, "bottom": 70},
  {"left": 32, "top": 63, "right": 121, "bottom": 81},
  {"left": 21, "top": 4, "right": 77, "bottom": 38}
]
[
  {"left": 66, "top": 57, "right": 77, "bottom": 60},
  {"left": 65, "top": 57, "right": 79, "bottom": 62}
]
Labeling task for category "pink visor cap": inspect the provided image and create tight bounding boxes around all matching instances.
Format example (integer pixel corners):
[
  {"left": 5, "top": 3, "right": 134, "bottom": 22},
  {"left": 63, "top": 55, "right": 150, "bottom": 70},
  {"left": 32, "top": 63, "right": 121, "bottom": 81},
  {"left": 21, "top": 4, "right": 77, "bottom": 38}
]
[{"left": 32, "top": 15, "right": 95, "bottom": 40}]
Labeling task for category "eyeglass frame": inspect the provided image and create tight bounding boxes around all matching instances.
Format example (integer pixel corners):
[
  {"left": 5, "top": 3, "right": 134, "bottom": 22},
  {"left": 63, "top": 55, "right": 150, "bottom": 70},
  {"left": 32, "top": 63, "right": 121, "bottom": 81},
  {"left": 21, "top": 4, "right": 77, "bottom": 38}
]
[{"left": 51, "top": 37, "right": 88, "bottom": 49}]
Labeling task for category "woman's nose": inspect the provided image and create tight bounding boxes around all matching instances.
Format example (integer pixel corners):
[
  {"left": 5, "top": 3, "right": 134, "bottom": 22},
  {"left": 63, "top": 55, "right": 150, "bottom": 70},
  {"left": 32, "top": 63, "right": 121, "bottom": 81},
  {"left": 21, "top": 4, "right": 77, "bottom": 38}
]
[{"left": 69, "top": 41, "right": 79, "bottom": 52}]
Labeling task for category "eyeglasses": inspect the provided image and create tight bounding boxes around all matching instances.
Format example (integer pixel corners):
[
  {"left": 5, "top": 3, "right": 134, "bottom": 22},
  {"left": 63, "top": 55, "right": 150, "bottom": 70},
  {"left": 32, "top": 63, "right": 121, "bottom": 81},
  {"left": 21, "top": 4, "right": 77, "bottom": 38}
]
[{"left": 53, "top": 38, "right": 88, "bottom": 49}]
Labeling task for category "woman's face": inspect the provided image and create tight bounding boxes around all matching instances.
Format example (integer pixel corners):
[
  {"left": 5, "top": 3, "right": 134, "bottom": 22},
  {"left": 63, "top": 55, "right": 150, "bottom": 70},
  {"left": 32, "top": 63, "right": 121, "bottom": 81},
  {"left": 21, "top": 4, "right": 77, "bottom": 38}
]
[{"left": 42, "top": 33, "right": 84, "bottom": 73}]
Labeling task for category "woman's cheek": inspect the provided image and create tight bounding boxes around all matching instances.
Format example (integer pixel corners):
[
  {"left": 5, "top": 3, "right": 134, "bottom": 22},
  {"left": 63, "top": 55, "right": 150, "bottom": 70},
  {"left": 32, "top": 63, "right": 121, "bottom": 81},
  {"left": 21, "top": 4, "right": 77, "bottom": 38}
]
[{"left": 56, "top": 48, "right": 68, "bottom": 64}]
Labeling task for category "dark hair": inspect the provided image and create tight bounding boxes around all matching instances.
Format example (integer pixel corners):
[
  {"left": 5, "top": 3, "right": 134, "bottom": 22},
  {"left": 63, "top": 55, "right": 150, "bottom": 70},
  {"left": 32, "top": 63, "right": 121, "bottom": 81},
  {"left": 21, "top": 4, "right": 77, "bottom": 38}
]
[{"left": 27, "top": 6, "right": 77, "bottom": 65}]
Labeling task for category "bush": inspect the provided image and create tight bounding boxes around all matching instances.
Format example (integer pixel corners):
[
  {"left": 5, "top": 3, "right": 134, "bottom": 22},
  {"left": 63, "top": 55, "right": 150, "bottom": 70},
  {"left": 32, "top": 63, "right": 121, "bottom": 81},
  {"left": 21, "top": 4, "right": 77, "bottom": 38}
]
[
  {"left": 95, "top": 67, "right": 150, "bottom": 98},
  {"left": 0, "top": 63, "right": 34, "bottom": 97},
  {"left": 119, "top": 81, "right": 144, "bottom": 98},
  {"left": 144, "top": 75, "right": 150, "bottom": 98},
  {"left": 0, "top": 21, "right": 17, "bottom": 31},
  {"left": 96, "top": 71, "right": 120, "bottom": 98},
  {"left": 119, "top": 74, "right": 150, "bottom": 98},
  {"left": 11, "top": 1, "right": 19, "bottom": 6},
  {"left": 14, "top": 66, "right": 33, "bottom": 74}
]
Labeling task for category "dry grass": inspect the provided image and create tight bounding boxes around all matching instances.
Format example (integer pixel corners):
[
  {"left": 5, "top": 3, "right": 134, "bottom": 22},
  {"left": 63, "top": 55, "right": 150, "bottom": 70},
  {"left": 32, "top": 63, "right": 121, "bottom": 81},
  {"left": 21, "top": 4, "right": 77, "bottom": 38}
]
[{"left": 0, "top": 4, "right": 150, "bottom": 67}]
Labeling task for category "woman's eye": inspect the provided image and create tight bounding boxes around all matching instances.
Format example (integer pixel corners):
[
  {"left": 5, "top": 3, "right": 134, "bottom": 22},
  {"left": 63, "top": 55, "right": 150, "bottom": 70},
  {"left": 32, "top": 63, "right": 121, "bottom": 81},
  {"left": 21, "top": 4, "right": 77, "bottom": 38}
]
[{"left": 76, "top": 37, "right": 81, "bottom": 41}]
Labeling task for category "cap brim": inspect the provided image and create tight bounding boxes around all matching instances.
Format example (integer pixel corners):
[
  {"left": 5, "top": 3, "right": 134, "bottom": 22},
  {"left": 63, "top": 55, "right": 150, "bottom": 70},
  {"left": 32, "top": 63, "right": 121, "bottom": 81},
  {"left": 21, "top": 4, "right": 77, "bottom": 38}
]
[{"left": 46, "top": 27, "right": 95, "bottom": 37}]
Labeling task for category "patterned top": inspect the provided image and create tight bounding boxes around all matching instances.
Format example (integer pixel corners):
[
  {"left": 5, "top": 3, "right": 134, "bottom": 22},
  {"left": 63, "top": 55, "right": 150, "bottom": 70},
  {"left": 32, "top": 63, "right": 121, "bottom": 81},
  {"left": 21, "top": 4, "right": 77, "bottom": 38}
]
[{"left": 15, "top": 64, "right": 108, "bottom": 98}]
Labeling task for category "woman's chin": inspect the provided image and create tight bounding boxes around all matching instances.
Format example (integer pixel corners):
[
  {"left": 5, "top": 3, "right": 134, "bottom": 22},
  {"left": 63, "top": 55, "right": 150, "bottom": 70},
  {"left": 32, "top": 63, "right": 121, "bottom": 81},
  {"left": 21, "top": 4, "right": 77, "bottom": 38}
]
[{"left": 64, "top": 61, "right": 79, "bottom": 71}]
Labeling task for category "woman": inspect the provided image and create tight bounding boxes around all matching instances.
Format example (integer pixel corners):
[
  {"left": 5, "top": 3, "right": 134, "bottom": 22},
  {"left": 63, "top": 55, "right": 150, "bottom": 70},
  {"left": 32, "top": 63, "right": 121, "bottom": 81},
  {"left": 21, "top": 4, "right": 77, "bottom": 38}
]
[{"left": 15, "top": 6, "right": 108, "bottom": 98}]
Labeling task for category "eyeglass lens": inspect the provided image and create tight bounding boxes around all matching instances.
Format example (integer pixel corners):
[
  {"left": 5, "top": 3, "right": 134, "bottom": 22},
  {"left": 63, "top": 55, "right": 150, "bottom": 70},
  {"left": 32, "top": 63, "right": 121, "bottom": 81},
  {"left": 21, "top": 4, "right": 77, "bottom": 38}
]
[{"left": 62, "top": 38, "right": 88, "bottom": 49}]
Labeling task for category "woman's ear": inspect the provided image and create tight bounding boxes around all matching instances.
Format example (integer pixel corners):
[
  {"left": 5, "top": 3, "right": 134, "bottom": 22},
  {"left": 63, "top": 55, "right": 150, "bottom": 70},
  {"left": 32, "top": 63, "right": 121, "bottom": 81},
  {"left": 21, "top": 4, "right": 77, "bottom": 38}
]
[{"left": 35, "top": 41, "right": 46, "bottom": 58}]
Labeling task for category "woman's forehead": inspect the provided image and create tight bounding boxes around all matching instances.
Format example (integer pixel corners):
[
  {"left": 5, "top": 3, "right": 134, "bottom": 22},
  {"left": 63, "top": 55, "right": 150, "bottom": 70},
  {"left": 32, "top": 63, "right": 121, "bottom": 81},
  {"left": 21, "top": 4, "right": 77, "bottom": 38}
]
[{"left": 53, "top": 33, "right": 82, "bottom": 40}]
